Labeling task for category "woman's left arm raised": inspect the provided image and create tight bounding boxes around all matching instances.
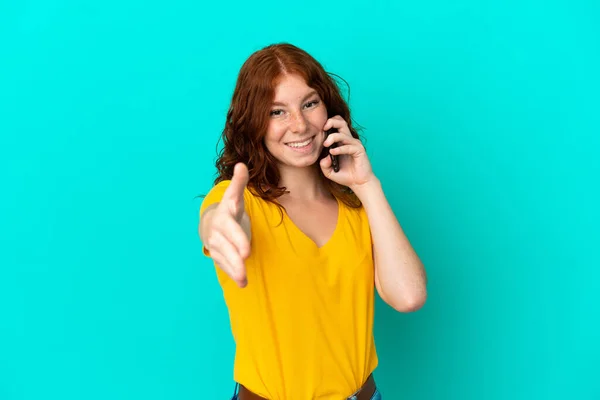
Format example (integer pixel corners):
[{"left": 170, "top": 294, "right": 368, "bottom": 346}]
[{"left": 321, "top": 116, "right": 428, "bottom": 312}]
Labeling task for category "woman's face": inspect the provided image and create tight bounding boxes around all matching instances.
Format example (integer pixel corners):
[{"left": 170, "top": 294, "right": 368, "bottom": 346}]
[{"left": 264, "top": 74, "right": 328, "bottom": 169}]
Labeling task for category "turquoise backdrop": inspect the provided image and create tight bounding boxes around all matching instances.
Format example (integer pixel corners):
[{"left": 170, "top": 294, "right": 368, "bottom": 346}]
[{"left": 1, "top": 0, "right": 598, "bottom": 399}]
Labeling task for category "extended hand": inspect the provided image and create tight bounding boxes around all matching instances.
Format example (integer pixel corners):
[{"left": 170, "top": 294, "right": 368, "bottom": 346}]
[{"left": 203, "top": 163, "right": 251, "bottom": 288}]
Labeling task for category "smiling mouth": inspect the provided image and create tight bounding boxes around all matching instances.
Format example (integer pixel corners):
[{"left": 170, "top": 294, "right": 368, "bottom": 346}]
[{"left": 285, "top": 136, "right": 314, "bottom": 148}]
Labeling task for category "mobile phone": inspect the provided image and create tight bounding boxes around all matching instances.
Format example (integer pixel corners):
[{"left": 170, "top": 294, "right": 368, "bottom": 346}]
[{"left": 325, "top": 128, "right": 340, "bottom": 172}]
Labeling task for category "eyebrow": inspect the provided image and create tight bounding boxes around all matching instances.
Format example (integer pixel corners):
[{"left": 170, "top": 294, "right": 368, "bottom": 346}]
[{"left": 272, "top": 90, "right": 319, "bottom": 107}]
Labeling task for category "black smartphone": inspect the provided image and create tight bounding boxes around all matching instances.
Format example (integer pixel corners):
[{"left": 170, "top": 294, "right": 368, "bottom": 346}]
[{"left": 325, "top": 128, "right": 340, "bottom": 172}]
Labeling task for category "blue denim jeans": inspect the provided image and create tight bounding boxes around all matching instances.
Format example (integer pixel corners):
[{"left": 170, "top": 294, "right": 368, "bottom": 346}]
[{"left": 230, "top": 384, "right": 382, "bottom": 399}]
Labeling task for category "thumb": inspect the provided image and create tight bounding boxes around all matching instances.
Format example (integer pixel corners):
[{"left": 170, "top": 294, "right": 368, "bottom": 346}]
[
  {"left": 223, "top": 162, "right": 249, "bottom": 207},
  {"left": 320, "top": 156, "right": 333, "bottom": 178}
]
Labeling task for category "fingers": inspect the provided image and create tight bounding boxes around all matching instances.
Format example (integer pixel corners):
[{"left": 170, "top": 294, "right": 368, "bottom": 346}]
[
  {"left": 322, "top": 115, "right": 348, "bottom": 133},
  {"left": 329, "top": 144, "right": 364, "bottom": 157},
  {"left": 206, "top": 229, "right": 248, "bottom": 288},
  {"left": 323, "top": 132, "right": 357, "bottom": 148},
  {"left": 206, "top": 162, "right": 252, "bottom": 288},
  {"left": 220, "top": 213, "right": 251, "bottom": 259}
]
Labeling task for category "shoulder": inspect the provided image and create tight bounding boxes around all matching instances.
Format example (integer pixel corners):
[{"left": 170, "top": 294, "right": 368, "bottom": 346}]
[
  {"left": 341, "top": 199, "right": 367, "bottom": 218},
  {"left": 340, "top": 201, "right": 371, "bottom": 232}
]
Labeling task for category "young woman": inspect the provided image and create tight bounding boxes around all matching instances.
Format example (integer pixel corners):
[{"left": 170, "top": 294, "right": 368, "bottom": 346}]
[{"left": 199, "top": 43, "right": 427, "bottom": 400}]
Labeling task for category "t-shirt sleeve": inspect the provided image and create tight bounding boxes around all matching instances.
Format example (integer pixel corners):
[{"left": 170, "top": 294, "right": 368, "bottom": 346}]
[
  {"left": 199, "top": 180, "right": 232, "bottom": 217},
  {"left": 199, "top": 180, "right": 252, "bottom": 257}
]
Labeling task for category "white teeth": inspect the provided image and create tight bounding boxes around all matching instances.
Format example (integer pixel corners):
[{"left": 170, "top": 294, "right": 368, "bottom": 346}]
[{"left": 286, "top": 137, "right": 312, "bottom": 148}]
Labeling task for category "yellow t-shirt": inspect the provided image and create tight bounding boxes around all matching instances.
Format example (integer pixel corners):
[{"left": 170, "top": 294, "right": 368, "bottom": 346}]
[{"left": 200, "top": 180, "right": 378, "bottom": 399}]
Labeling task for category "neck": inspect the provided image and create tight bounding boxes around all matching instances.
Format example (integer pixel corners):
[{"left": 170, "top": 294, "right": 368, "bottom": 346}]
[{"left": 278, "top": 164, "right": 330, "bottom": 201}]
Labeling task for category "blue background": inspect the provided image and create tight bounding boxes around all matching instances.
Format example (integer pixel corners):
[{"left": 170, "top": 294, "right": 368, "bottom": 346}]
[{"left": 1, "top": 1, "right": 599, "bottom": 399}]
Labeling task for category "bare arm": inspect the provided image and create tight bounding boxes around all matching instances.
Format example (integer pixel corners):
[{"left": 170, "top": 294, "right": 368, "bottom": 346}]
[{"left": 353, "top": 178, "right": 428, "bottom": 312}]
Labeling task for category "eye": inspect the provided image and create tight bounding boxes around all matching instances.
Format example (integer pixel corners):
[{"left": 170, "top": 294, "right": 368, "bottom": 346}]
[
  {"left": 304, "top": 100, "right": 319, "bottom": 109},
  {"left": 270, "top": 109, "right": 284, "bottom": 117}
]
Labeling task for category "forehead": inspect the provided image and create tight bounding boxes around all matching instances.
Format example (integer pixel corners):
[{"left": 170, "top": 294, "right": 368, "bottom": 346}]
[{"left": 272, "top": 74, "right": 315, "bottom": 101}]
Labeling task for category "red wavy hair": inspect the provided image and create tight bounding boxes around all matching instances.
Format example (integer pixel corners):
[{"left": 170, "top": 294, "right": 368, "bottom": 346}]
[{"left": 213, "top": 42, "right": 364, "bottom": 209}]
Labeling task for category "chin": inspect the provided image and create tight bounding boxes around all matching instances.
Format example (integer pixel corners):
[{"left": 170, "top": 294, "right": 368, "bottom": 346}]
[
  {"left": 277, "top": 153, "right": 322, "bottom": 169},
  {"left": 280, "top": 158, "right": 319, "bottom": 169}
]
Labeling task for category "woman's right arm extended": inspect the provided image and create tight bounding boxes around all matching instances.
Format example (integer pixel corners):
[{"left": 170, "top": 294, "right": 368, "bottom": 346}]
[{"left": 199, "top": 163, "right": 251, "bottom": 288}]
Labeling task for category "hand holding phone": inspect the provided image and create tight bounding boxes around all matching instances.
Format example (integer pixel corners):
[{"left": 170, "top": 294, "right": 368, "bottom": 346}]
[{"left": 325, "top": 128, "right": 340, "bottom": 172}]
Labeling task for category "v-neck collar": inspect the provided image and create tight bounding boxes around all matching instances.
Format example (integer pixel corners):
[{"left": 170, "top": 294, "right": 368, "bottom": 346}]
[{"left": 281, "top": 196, "right": 342, "bottom": 251}]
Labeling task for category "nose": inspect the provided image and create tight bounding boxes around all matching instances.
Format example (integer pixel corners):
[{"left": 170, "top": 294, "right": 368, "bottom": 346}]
[{"left": 289, "top": 111, "right": 308, "bottom": 134}]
